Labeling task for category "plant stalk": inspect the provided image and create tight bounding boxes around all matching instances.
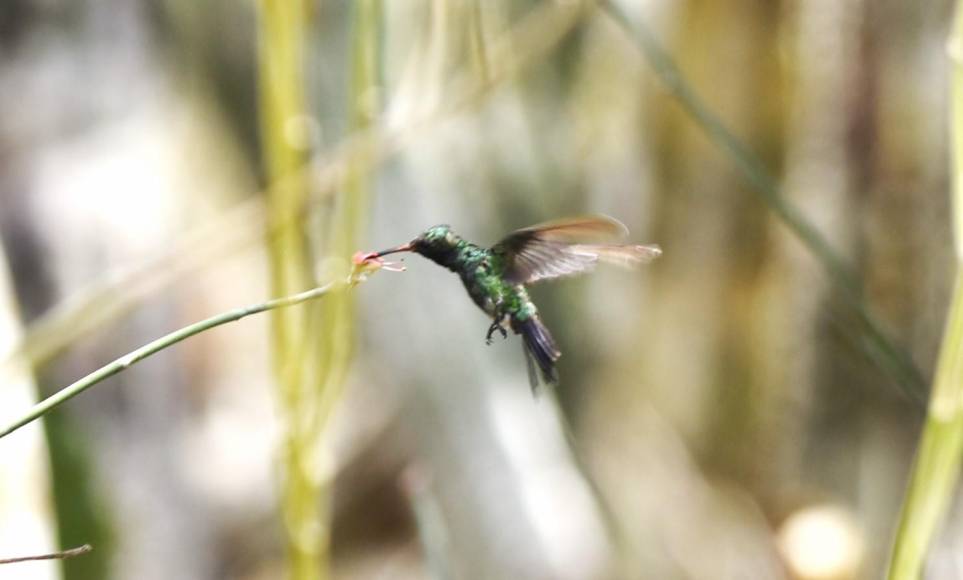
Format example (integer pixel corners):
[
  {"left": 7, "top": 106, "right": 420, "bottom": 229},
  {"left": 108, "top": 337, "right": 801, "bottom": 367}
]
[{"left": 885, "top": 3, "right": 963, "bottom": 577}]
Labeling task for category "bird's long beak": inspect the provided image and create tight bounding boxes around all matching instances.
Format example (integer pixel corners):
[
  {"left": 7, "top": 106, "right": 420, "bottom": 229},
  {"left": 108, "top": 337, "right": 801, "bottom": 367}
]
[{"left": 373, "top": 242, "right": 414, "bottom": 257}]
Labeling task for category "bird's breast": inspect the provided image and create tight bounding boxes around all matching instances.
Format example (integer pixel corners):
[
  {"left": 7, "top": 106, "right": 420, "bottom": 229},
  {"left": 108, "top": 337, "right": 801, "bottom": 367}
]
[{"left": 461, "top": 267, "right": 499, "bottom": 317}]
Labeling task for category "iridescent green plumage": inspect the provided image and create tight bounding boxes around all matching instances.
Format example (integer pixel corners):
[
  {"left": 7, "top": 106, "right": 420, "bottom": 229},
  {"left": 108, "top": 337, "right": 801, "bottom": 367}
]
[{"left": 375, "top": 216, "right": 661, "bottom": 389}]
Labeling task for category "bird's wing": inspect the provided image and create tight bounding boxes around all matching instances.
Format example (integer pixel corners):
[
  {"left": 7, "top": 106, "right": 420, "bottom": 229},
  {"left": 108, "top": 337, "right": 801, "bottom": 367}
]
[{"left": 492, "top": 215, "right": 661, "bottom": 285}]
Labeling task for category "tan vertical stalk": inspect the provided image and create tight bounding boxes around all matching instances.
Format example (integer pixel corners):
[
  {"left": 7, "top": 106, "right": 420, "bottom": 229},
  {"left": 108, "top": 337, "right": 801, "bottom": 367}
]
[
  {"left": 767, "top": 0, "right": 858, "bottom": 491},
  {"left": 312, "top": 0, "right": 381, "bottom": 438},
  {"left": 256, "top": 1, "right": 323, "bottom": 579}
]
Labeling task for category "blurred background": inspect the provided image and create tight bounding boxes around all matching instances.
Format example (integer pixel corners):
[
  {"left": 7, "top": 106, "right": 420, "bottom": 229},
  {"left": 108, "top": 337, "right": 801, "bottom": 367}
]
[{"left": 0, "top": 0, "right": 957, "bottom": 579}]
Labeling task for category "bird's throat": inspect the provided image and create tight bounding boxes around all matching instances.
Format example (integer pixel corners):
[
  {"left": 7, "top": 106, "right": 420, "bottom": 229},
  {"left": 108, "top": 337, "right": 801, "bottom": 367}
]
[{"left": 420, "top": 244, "right": 463, "bottom": 272}]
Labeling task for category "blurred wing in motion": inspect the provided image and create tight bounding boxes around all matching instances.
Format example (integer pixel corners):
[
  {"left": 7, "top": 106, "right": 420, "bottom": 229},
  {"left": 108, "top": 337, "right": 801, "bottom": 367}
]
[{"left": 493, "top": 215, "right": 661, "bottom": 285}]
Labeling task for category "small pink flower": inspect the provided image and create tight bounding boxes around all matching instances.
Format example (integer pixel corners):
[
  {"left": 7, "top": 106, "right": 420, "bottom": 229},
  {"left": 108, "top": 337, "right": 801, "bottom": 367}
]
[{"left": 351, "top": 250, "right": 405, "bottom": 282}]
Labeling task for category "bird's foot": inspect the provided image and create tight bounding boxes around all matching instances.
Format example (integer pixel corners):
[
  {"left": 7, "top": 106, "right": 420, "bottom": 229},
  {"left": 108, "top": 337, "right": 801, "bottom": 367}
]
[{"left": 485, "top": 321, "right": 508, "bottom": 345}]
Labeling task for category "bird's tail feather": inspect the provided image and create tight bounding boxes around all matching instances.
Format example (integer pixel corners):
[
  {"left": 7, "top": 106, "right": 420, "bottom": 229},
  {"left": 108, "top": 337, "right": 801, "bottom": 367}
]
[{"left": 516, "top": 317, "right": 560, "bottom": 391}]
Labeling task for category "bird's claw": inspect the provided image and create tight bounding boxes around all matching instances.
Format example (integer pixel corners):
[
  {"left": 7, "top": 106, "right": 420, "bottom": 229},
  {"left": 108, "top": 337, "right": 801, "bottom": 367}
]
[{"left": 485, "top": 322, "right": 508, "bottom": 345}]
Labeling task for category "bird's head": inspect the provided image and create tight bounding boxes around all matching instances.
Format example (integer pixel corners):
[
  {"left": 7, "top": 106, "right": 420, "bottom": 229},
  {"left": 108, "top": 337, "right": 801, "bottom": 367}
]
[{"left": 373, "top": 224, "right": 459, "bottom": 262}]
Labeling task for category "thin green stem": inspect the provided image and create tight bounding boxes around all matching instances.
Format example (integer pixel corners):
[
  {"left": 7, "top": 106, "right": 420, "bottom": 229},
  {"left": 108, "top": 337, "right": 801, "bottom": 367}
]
[
  {"left": 0, "top": 545, "right": 92, "bottom": 565},
  {"left": 0, "top": 282, "right": 343, "bottom": 440},
  {"left": 600, "top": 0, "right": 927, "bottom": 402}
]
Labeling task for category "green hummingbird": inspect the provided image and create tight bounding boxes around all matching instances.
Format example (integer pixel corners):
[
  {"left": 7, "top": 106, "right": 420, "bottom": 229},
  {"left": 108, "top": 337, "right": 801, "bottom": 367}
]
[{"left": 374, "top": 215, "right": 661, "bottom": 389}]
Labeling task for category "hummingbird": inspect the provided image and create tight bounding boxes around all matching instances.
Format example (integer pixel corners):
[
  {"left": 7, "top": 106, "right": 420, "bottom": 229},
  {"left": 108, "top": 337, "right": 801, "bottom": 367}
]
[{"left": 373, "top": 216, "right": 661, "bottom": 389}]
